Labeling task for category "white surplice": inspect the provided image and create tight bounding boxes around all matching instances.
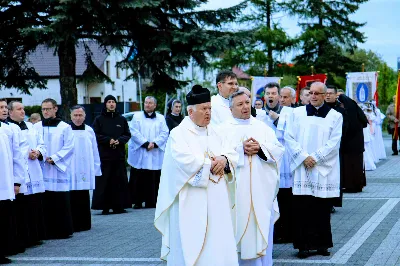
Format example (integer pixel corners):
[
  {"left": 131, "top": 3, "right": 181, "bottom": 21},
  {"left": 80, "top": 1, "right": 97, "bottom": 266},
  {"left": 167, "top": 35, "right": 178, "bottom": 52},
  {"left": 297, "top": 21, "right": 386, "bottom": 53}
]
[
  {"left": 4, "top": 122, "right": 27, "bottom": 188},
  {"left": 211, "top": 94, "right": 233, "bottom": 126},
  {"left": 34, "top": 121, "right": 74, "bottom": 191},
  {"left": 0, "top": 122, "right": 17, "bottom": 201},
  {"left": 363, "top": 124, "right": 376, "bottom": 171},
  {"left": 128, "top": 112, "right": 169, "bottom": 170},
  {"left": 21, "top": 122, "right": 46, "bottom": 195},
  {"left": 70, "top": 125, "right": 101, "bottom": 190},
  {"left": 373, "top": 109, "right": 386, "bottom": 160},
  {"left": 155, "top": 117, "right": 239, "bottom": 266},
  {"left": 275, "top": 107, "right": 294, "bottom": 188},
  {"left": 223, "top": 117, "right": 284, "bottom": 264},
  {"left": 284, "top": 106, "right": 342, "bottom": 198}
]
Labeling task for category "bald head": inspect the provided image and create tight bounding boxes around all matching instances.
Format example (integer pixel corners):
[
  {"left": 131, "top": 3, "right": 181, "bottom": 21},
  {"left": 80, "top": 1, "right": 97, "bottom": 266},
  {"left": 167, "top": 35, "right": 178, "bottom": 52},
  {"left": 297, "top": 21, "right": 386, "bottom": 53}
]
[{"left": 238, "top": 87, "right": 251, "bottom": 98}]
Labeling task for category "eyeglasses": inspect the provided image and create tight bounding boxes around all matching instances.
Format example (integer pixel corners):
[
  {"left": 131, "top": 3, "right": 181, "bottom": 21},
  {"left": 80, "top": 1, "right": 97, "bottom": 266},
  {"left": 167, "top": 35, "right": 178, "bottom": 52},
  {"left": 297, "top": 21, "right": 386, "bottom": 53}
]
[
  {"left": 41, "top": 108, "right": 54, "bottom": 112},
  {"left": 309, "top": 92, "right": 325, "bottom": 96},
  {"left": 325, "top": 92, "right": 335, "bottom": 96}
]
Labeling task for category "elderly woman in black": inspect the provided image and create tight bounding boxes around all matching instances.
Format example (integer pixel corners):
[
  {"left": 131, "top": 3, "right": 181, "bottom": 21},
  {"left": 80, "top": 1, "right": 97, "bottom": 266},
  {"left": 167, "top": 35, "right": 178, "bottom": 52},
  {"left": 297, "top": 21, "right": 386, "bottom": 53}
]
[{"left": 165, "top": 99, "right": 183, "bottom": 132}]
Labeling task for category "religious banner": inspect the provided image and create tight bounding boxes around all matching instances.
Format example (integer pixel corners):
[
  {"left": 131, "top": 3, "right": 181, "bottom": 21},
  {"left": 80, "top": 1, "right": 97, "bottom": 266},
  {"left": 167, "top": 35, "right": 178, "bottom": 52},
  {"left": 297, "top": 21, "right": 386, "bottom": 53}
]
[
  {"left": 250, "top": 76, "right": 281, "bottom": 105},
  {"left": 394, "top": 72, "right": 400, "bottom": 139},
  {"left": 296, "top": 74, "right": 327, "bottom": 102},
  {"left": 345, "top": 72, "right": 378, "bottom": 104}
]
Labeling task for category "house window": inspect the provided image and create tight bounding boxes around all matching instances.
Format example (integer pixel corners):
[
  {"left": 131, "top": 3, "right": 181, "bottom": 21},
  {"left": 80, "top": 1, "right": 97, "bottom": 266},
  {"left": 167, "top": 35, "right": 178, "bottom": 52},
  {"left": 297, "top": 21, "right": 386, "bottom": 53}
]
[
  {"left": 106, "top": 61, "right": 110, "bottom": 77},
  {"left": 116, "top": 67, "right": 120, "bottom": 79}
]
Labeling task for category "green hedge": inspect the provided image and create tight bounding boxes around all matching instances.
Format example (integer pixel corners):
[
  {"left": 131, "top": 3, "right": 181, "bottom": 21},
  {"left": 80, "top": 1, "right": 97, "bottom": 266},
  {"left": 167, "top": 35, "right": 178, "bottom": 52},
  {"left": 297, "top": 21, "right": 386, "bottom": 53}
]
[{"left": 24, "top": 105, "right": 42, "bottom": 117}]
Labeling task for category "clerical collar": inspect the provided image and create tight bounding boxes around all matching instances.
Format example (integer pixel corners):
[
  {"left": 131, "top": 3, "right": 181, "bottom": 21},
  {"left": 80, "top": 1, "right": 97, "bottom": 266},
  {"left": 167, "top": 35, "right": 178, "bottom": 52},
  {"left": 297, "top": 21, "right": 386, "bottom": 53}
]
[
  {"left": 7, "top": 118, "right": 28, "bottom": 130},
  {"left": 306, "top": 103, "right": 331, "bottom": 118},
  {"left": 171, "top": 113, "right": 180, "bottom": 117},
  {"left": 144, "top": 111, "right": 156, "bottom": 119},
  {"left": 218, "top": 94, "right": 230, "bottom": 106},
  {"left": 42, "top": 117, "right": 62, "bottom": 127},
  {"left": 188, "top": 117, "right": 207, "bottom": 132},
  {"left": 233, "top": 117, "right": 251, "bottom": 125},
  {"left": 265, "top": 103, "right": 281, "bottom": 113},
  {"left": 70, "top": 122, "right": 85, "bottom": 130}
]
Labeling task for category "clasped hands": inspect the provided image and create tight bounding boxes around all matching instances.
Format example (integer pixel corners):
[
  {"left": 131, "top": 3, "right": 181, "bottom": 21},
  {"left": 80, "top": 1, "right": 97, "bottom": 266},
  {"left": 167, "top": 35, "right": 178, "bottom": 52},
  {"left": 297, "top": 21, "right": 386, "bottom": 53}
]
[
  {"left": 303, "top": 156, "right": 316, "bottom": 169},
  {"left": 29, "top": 149, "right": 41, "bottom": 160},
  {"left": 243, "top": 137, "right": 260, "bottom": 156},
  {"left": 146, "top": 142, "right": 155, "bottom": 151},
  {"left": 110, "top": 138, "right": 120, "bottom": 149},
  {"left": 210, "top": 156, "right": 227, "bottom": 177},
  {"left": 268, "top": 110, "right": 279, "bottom": 120}
]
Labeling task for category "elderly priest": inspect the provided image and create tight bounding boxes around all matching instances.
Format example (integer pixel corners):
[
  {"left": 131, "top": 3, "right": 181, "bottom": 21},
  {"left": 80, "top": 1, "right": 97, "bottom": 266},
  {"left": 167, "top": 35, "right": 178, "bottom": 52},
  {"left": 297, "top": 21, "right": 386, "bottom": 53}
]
[
  {"left": 155, "top": 85, "right": 239, "bottom": 266},
  {"left": 223, "top": 91, "right": 284, "bottom": 265},
  {"left": 284, "top": 82, "right": 342, "bottom": 258}
]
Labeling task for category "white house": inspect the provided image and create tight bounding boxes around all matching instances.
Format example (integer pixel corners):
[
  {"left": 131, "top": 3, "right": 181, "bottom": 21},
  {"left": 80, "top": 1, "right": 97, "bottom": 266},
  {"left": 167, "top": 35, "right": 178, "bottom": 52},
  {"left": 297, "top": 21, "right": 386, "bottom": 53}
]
[{"left": 0, "top": 41, "right": 137, "bottom": 106}]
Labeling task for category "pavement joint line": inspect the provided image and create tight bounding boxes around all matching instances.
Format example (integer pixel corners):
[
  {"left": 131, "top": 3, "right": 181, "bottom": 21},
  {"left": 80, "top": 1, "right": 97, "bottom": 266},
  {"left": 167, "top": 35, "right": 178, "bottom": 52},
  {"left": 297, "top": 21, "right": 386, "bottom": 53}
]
[
  {"left": 12, "top": 257, "right": 162, "bottom": 262},
  {"left": 344, "top": 197, "right": 400, "bottom": 200},
  {"left": 330, "top": 198, "right": 400, "bottom": 264}
]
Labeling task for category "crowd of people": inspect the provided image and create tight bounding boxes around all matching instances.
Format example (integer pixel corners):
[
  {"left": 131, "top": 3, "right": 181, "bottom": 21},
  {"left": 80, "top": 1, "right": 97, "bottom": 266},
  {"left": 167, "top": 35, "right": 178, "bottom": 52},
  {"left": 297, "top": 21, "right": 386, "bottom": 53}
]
[{"left": 0, "top": 69, "right": 392, "bottom": 265}]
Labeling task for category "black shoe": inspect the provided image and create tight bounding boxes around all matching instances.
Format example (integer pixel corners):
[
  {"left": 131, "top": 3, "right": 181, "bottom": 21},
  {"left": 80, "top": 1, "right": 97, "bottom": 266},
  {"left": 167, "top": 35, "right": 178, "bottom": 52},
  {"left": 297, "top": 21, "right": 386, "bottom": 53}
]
[
  {"left": 297, "top": 250, "right": 310, "bottom": 259},
  {"left": 392, "top": 152, "right": 398, "bottom": 156},
  {"left": 331, "top": 207, "right": 336, "bottom": 213},
  {"left": 101, "top": 210, "right": 110, "bottom": 215},
  {"left": 113, "top": 209, "right": 127, "bottom": 214},
  {"left": 133, "top": 205, "right": 142, "bottom": 209},
  {"left": 0, "top": 257, "right": 12, "bottom": 264},
  {"left": 317, "top": 249, "right": 330, "bottom": 256}
]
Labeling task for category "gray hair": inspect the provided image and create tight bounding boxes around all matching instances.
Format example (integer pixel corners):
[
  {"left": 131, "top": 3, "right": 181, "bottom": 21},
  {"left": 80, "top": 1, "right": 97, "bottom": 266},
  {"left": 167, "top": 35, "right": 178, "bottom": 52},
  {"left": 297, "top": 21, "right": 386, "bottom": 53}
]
[
  {"left": 310, "top": 82, "right": 327, "bottom": 93},
  {"left": 70, "top": 105, "right": 86, "bottom": 113},
  {"left": 229, "top": 90, "right": 247, "bottom": 108},
  {"left": 145, "top": 96, "right": 157, "bottom": 105},
  {"left": 281, "top": 86, "right": 296, "bottom": 98},
  {"left": 337, "top": 89, "right": 345, "bottom": 94},
  {"left": 7, "top": 100, "right": 22, "bottom": 111},
  {"left": 187, "top": 105, "right": 197, "bottom": 112}
]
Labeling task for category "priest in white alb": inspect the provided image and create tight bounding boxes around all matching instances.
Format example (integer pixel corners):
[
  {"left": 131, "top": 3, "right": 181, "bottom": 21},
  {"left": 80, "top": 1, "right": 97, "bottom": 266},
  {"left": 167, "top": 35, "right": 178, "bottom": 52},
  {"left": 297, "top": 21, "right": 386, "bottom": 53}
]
[
  {"left": 155, "top": 85, "right": 239, "bottom": 266},
  {"left": 69, "top": 105, "right": 101, "bottom": 232},
  {"left": 34, "top": 98, "right": 75, "bottom": 239},
  {"left": 222, "top": 91, "right": 284, "bottom": 265},
  {"left": 8, "top": 101, "right": 47, "bottom": 246},
  {"left": 284, "top": 82, "right": 342, "bottom": 258},
  {"left": 210, "top": 70, "right": 238, "bottom": 126}
]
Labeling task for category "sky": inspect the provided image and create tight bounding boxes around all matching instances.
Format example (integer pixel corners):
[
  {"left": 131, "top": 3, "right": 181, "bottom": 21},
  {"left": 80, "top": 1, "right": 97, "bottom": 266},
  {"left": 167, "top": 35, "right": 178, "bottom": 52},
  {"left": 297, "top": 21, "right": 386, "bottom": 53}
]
[{"left": 200, "top": 0, "right": 400, "bottom": 70}]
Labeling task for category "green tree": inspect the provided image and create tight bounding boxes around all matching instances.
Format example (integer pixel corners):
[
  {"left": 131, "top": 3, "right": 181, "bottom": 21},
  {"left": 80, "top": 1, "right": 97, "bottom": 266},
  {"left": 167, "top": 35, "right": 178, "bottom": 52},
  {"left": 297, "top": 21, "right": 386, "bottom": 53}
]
[
  {"left": 0, "top": 0, "right": 247, "bottom": 119},
  {"left": 216, "top": 0, "right": 293, "bottom": 76},
  {"left": 281, "top": 0, "right": 368, "bottom": 84}
]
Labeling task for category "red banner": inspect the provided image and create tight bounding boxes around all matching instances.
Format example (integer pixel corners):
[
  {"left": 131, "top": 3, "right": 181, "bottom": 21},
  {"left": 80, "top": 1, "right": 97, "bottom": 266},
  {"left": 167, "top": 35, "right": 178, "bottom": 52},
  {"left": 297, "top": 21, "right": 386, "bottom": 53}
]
[
  {"left": 374, "top": 72, "right": 379, "bottom": 107},
  {"left": 394, "top": 72, "right": 400, "bottom": 139},
  {"left": 296, "top": 74, "right": 327, "bottom": 102}
]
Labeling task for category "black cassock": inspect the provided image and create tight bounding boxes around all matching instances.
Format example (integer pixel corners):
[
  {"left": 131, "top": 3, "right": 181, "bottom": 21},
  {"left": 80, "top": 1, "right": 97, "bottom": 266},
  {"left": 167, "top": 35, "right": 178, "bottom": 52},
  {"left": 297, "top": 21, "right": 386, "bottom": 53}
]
[
  {"left": 338, "top": 95, "right": 368, "bottom": 192},
  {"left": 91, "top": 109, "right": 131, "bottom": 212}
]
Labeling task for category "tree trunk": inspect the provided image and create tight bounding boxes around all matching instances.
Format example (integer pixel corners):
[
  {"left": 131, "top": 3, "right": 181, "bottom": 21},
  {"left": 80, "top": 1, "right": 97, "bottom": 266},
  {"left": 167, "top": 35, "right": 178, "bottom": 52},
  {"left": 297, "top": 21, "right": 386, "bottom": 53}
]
[
  {"left": 266, "top": 0, "right": 273, "bottom": 75},
  {"left": 58, "top": 39, "right": 77, "bottom": 121}
]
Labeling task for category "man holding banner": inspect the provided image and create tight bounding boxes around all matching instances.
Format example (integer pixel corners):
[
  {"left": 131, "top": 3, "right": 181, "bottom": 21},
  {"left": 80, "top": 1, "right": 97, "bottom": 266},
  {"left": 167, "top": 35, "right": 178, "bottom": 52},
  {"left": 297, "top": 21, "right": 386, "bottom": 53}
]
[{"left": 386, "top": 95, "right": 399, "bottom": 155}]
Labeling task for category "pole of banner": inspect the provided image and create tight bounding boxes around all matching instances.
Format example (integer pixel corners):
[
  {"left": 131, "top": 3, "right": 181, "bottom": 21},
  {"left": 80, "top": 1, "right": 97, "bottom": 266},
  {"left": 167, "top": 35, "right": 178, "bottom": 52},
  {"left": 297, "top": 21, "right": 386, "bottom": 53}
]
[
  {"left": 362, "top": 63, "right": 365, "bottom": 72},
  {"left": 311, "top": 66, "right": 314, "bottom": 76},
  {"left": 394, "top": 70, "right": 400, "bottom": 140}
]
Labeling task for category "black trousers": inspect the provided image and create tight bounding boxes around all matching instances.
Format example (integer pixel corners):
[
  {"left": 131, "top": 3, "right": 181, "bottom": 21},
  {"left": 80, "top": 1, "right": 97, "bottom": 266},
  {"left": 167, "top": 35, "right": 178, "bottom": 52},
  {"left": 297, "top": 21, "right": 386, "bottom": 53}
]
[
  {"left": 274, "top": 188, "right": 293, "bottom": 242},
  {"left": 390, "top": 127, "right": 400, "bottom": 153},
  {"left": 129, "top": 167, "right": 161, "bottom": 208},
  {"left": 293, "top": 195, "right": 333, "bottom": 251}
]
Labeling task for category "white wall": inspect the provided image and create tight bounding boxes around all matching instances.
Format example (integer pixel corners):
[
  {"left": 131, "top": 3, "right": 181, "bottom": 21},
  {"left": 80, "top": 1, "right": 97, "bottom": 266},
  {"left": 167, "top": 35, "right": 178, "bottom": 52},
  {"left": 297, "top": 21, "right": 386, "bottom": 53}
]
[
  {"left": 101, "top": 50, "right": 137, "bottom": 103},
  {"left": 0, "top": 79, "right": 62, "bottom": 106}
]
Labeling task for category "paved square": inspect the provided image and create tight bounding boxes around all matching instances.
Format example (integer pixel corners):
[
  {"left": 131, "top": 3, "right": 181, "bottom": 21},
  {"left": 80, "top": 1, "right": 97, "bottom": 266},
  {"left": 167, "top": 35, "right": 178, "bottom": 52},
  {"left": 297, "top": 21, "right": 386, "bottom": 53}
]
[{"left": 10, "top": 137, "right": 400, "bottom": 265}]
